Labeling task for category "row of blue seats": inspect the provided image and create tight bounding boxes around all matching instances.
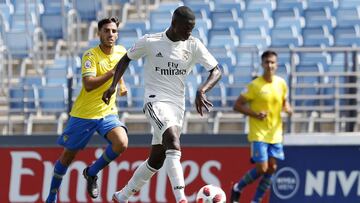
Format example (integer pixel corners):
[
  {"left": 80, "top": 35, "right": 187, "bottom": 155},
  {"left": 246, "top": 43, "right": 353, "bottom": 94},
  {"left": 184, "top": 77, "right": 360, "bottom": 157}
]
[{"left": 9, "top": 77, "right": 355, "bottom": 116}]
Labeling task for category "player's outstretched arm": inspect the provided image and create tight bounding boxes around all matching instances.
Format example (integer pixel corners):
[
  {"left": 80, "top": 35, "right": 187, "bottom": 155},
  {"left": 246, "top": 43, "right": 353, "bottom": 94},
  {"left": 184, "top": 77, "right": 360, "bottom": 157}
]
[
  {"left": 195, "top": 65, "right": 222, "bottom": 116},
  {"left": 102, "top": 53, "right": 131, "bottom": 104}
]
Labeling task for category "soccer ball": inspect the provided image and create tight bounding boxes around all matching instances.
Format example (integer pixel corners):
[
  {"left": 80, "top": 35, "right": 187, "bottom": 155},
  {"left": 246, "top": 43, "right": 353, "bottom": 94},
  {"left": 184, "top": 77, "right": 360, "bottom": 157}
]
[{"left": 196, "top": 184, "right": 226, "bottom": 203}]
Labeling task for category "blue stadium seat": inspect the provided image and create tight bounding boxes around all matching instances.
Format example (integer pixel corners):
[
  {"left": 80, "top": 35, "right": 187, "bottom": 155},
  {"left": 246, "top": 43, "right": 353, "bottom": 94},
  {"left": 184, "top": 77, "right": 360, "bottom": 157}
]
[
  {"left": 206, "top": 82, "right": 226, "bottom": 108},
  {"left": 273, "top": 15, "right": 304, "bottom": 34},
  {"left": 117, "top": 28, "right": 142, "bottom": 49},
  {"left": 186, "top": 74, "right": 201, "bottom": 88},
  {"left": 123, "top": 74, "right": 139, "bottom": 86},
  {"left": 12, "top": 0, "right": 43, "bottom": 16},
  {"left": 38, "top": 85, "right": 68, "bottom": 115},
  {"left": 21, "top": 76, "right": 45, "bottom": 87},
  {"left": 207, "top": 28, "right": 239, "bottom": 48},
  {"left": 130, "top": 86, "right": 144, "bottom": 110},
  {"left": 298, "top": 52, "right": 331, "bottom": 70},
  {"left": 271, "top": 27, "right": 303, "bottom": 47},
  {"left": 276, "top": 0, "right": 306, "bottom": 15},
  {"left": 185, "top": 83, "right": 195, "bottom": 109},
  {"left": 210, "top": 9, "right": 241, "bottom": 30},
  {"left": 293, "top": 63, "right": 325, "bottom": 107},
  {"left": 43, "top": 0, "right": 71, "bottom": 14},
  {"left": 10, "top": 13, "right": 37, "bottom": 32},
  {"left": 182, "top": 0, "right": 214, "bottom": 17},
  {"left": 44, "top": 67, "right": 68, "bottom": 85},
  {"left": 334, "top": 25, "right": 360, "bottom": 46},
  {"left": 156, "top": 1, "right": 183, "bottom": 12},
  {"left": 4, "top": 30, "right": 32, "bottom": 58},
  {"left": 192, "top": 27, "right": 208, "bottom": 46},
  {"left": 307, "top": 0, "right": 339, "bottom": 15},
  {"left": 43, "top": 0, "right": 62, "bottom": 14},
  {"left": 40, "top": 13, "right": 64, "bottom": 40},
  {"left": 231, "top": 73, "right": 253, "bottom": 86},
  {"left": 122, "top": 19, "right": 149, "bottom": 34},
  {"left": 8, "top": 86, "right": 25, "bottom": 113},
  {"left": 335, "top": 8, "right": 360, "bottom": 27},
  {"left": 304, "top": 8, "right": 336, "bottom": 32},
  {"left": 149, "top": 11, "right": 172, "bottom": 32},
  {"left": 234, "top": 51, "right": 260, "bottom": 67},
  {"left": 73, "top": 0, "right": 100, "bottom": 22},
  {"left": 238, "top": 27, "right": 270, "bottom": 49},
  {"left": 338, "top": 0, "right": 360, "bottom": 8},
  {"left": 213, "top": 0, "right": 244, "bottom": 15},
  {"left": 9, "top": 86, "right": 37, "bottom": 114},
  {"left": 246, "top": 0, "right": 275, "bottom": 16},
  {"left": 0, "top": 3, "right": 13, "bottom": 24},
  {"left": 273, "top": 8, "right": 302, "bottom": 23},
  {"left": 225, "top": 84, "right": 243, "bottom": 107},
  {"left": 302, "top": 26, "right": 334, "bottom": 47},
  {"left": 241, "top": 9, "right": 273, "bottom": 34}
]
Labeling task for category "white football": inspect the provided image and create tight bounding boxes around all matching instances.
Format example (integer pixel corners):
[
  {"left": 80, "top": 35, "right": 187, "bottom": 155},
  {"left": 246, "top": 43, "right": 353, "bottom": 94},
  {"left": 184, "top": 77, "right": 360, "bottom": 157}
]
[{"left": 196, "top": 184, "right": 226, "bottom": 203}]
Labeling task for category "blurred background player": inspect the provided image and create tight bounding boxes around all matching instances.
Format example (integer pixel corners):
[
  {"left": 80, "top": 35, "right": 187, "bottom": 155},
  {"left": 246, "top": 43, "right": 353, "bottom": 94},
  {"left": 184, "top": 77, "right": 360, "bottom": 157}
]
[
  {"left": 102, "top": 6, "right": 222, "bottom": 203},
  {"left": 45, "top": 17, "right": 129, "bottom": 202},
  {"left": 230, "top": 50, "right": 293, "bottom": 203}
]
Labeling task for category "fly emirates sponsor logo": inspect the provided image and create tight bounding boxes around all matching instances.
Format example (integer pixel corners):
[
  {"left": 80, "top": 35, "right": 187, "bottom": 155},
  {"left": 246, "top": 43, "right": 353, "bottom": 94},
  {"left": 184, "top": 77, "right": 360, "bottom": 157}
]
[
  {"left": 8, "top": 149, "right": 223, "bottom": 202},
  {"left": 155, "top": 62, "right": 186, "bottom": 75}
]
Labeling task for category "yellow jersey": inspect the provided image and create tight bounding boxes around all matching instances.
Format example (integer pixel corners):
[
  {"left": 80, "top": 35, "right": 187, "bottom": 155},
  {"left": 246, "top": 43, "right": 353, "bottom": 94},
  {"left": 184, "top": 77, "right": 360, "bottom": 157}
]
[
  {"left": 70, "top": 45, "right": 127, "bottom": 119},
  {"left": 242, "top": 75, "right": 288, "bottom": 143}
]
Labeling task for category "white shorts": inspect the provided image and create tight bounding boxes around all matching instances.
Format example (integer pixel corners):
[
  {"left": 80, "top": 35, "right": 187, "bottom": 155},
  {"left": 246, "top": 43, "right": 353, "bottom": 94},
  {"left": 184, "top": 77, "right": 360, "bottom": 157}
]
[{"left": 144, "top": 101, "right": 184, "bottom": 145}]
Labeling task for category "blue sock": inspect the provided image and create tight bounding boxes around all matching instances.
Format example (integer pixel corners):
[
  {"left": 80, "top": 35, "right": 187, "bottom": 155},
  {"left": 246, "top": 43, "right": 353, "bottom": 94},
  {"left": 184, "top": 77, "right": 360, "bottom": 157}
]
[
  {"left": 46, "top": 160, "right": 68, "bottom": 202},
  {"left": 253, "top": 173, "right": 273, "bottom": 202},
  {"left": 87, "top": 145, "right": 119, "bottom": 176},
  {"left": 235, "top": 168, "right": 260, "bottom": 192}
]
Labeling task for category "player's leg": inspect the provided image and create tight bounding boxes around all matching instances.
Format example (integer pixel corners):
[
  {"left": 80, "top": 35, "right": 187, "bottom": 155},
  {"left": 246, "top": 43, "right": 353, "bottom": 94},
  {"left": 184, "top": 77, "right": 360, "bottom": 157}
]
[
  {"left": 113, "top": 102, "right": 168, "bottom": 202},
  {"left": 231, "top": 142, "right": 267, "bottom": 203},
  {"left": 84, "top": 115, "right": 128, "bottom": 198},
  {"left": 46, "top": 116, "right": 97, "bottom": 203},
  {"left": 162, "top": 126, "right": 187, "bottom": 203},
  {"left": 113, "top": 145, "right": 164, "bottom": 202},
  {"left": 252, "top": 143, "right": 284, "bottom": 203},
  {"left": 46, "top": 149, "right": 78, "bottom": 203}
]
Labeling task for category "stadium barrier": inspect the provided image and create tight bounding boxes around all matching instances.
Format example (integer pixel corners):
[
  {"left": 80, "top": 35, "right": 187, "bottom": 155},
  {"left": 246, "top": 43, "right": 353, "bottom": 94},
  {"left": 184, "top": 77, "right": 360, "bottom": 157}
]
[{"left": 1, "top": 134, "right": 360, "bottom": 203}]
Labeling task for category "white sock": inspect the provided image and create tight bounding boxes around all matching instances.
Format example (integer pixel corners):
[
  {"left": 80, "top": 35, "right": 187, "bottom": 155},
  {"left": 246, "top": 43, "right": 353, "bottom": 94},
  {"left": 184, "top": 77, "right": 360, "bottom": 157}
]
[
  {"left": 116, "top": 160, "right": 157, "bottom": 200},
  {"left": 165, "top": 149, "right": 186, "bottom": 202}
]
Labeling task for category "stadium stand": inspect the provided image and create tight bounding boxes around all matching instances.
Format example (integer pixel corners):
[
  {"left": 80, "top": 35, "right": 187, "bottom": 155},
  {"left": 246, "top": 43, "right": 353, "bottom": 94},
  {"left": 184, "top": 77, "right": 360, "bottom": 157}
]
[{"left": 1, "top": 0, "right": 360, "bottom": 135}]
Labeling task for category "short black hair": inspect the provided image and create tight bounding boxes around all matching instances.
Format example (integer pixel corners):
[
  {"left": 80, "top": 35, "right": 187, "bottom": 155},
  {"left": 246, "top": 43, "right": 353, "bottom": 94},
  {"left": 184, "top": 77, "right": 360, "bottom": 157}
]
[
  {"left": 261, "top": 50, "right": 277, "bottom": 61},
  {"left": 98, "top": 17, "right": 120, "bottom": 30},
  {"left": 172, "top": 6, "right": 195, "bottom": 21}
]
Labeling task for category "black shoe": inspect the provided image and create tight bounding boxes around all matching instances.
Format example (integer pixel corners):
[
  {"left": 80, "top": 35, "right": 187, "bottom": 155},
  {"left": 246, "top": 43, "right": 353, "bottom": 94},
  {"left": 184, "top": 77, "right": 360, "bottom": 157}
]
[
  {"left": 230, "top": 184, "right": 241, "bottom": 203},
  {"left": 83, "top": 167, "right": 99, "bottom": 198}
]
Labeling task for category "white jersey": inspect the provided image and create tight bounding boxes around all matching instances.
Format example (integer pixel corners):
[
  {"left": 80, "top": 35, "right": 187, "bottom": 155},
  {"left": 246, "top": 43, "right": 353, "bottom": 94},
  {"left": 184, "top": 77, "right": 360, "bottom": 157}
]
[{"left": 127, "top": 31, "right": 218, "bottom": 110}]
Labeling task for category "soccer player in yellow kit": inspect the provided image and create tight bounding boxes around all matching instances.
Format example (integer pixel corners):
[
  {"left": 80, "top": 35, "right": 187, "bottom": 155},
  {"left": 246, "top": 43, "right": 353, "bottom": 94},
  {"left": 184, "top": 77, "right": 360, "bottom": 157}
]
[
  {"left": 230, "top": 50, "right": 293, "bottom": 203},
  {"left": 46, "top": 17, "right": 128, "bottom": 203}
]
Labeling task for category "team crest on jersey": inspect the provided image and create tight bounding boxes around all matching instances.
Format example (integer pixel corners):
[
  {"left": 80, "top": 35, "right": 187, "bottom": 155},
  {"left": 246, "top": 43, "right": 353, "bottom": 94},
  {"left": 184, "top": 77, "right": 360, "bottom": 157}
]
[
  {"left": 84, "top": 60, "right": 91, "bottom": 69},
  {"left": 63, "top": 135, "right": 69, "bottom": 142},
  {"left": 182, "top": 50, "right": 190, "bottom": 61}
]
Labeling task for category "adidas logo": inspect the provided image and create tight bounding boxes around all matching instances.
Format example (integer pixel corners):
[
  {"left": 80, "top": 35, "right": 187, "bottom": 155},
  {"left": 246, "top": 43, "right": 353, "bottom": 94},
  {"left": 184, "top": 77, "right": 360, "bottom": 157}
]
[{"left": 156, "top": 52, "right": 163, "bottom": 57}]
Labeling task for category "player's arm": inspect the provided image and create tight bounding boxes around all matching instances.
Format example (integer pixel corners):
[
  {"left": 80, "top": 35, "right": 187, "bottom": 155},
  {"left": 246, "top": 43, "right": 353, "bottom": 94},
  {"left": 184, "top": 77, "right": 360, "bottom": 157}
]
[
  {"left": 283, "top": 99, "right": 293, "bottom": 116},
  {"left": 233, "top": 95, "right": 267, "bottom": 120},
  {"left": 118, "top": 77, "right": 127, "bottom": 96},
  {"left": 195, "top": 65, "right": 222, "bottom": 116},
  {"left": 102, "top": 53, "right": 131, "bottom": 104},
  {"left": 83, "top": 70, "right": 115, "bottom": 92}
]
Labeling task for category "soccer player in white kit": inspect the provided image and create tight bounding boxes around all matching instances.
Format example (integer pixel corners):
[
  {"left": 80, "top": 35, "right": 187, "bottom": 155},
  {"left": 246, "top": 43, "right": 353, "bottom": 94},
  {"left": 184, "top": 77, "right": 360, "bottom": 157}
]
[{"left": 103, "top": 6, "right": 222, "bottom": 203}]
